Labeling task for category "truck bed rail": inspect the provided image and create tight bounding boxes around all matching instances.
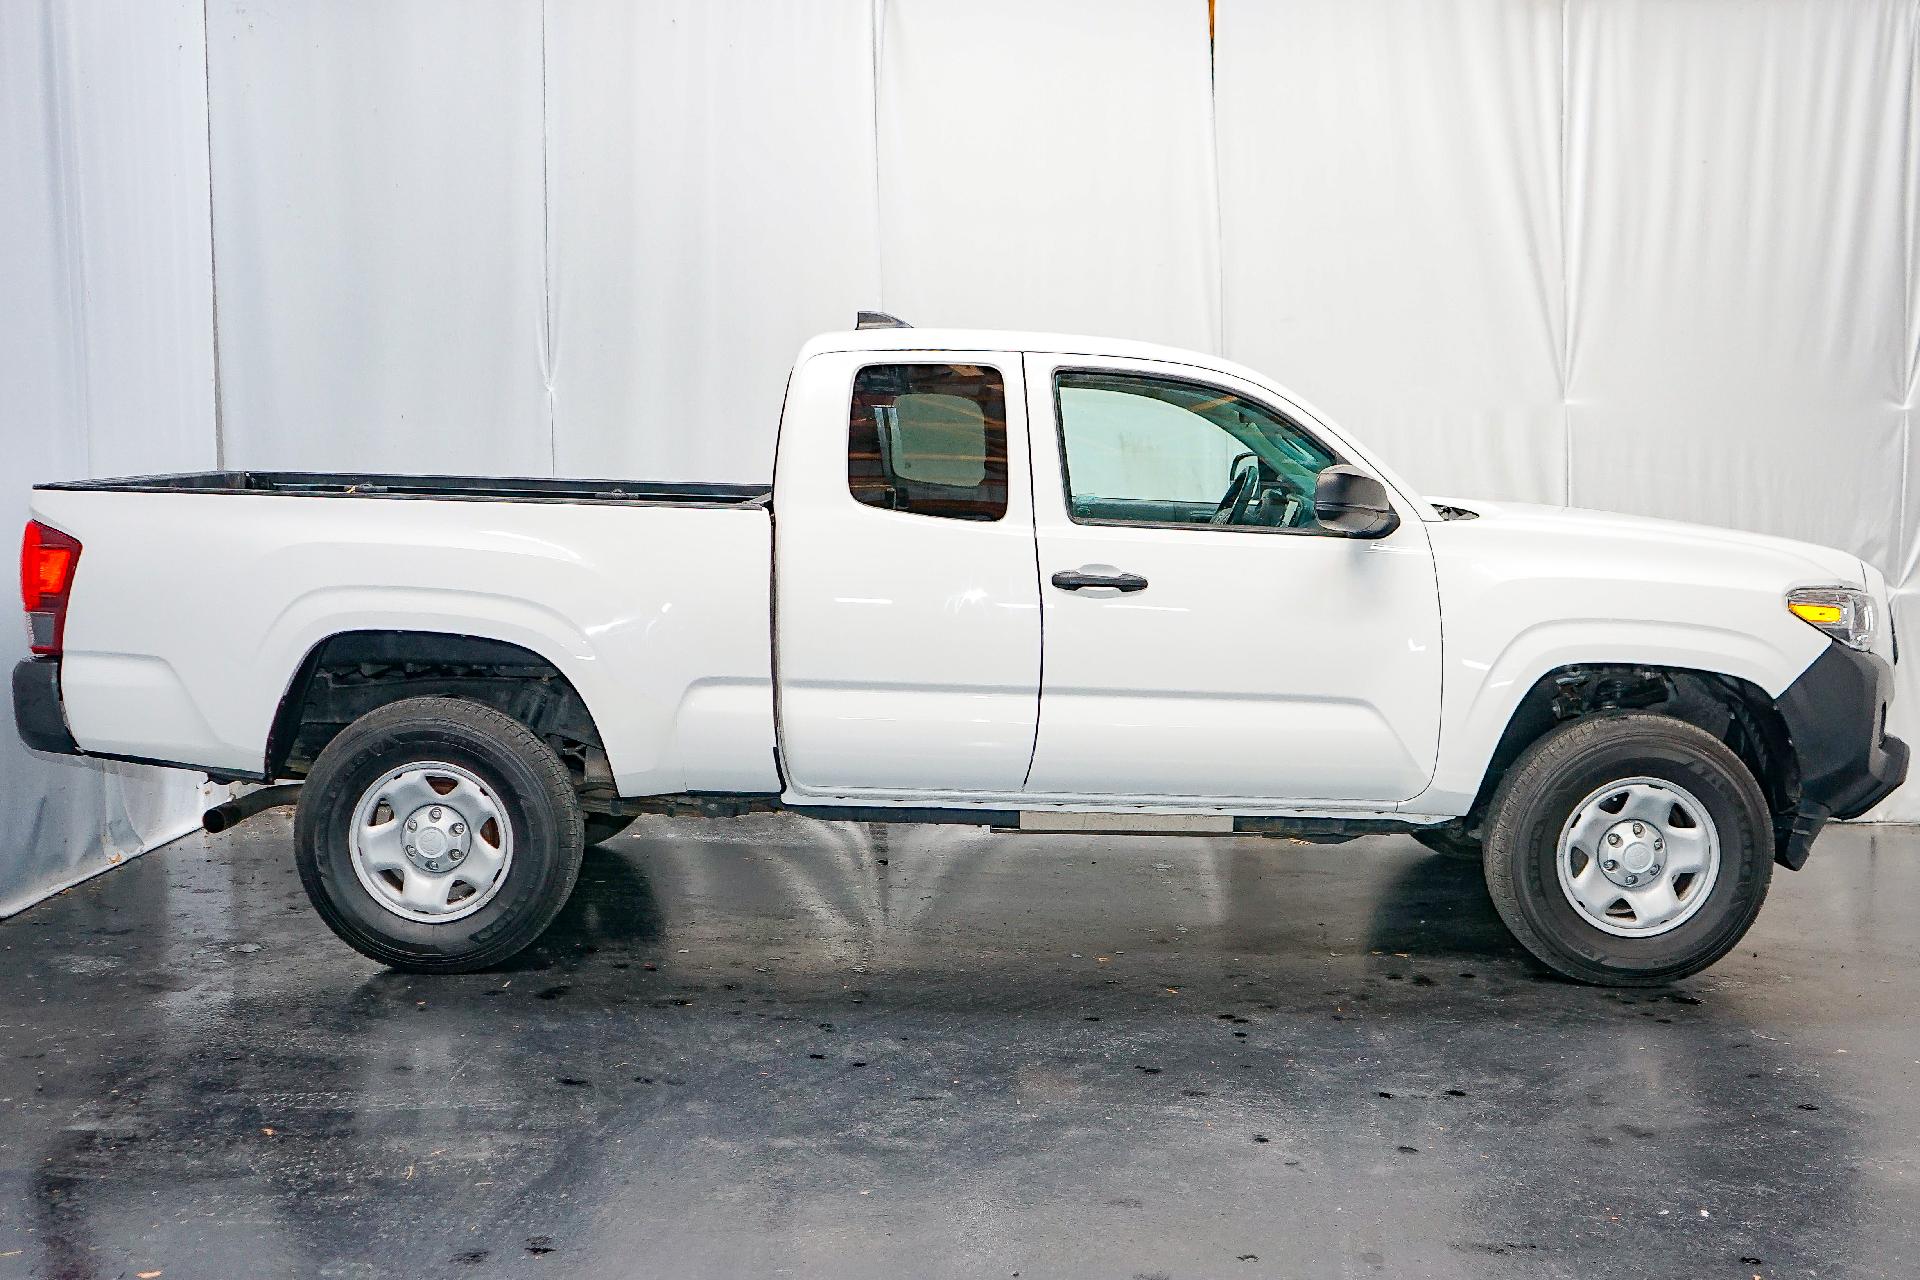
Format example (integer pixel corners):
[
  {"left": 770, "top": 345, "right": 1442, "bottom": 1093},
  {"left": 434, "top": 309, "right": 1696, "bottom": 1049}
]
[{"left": 36, "top": 471, "right": 771, "bottom": 508}]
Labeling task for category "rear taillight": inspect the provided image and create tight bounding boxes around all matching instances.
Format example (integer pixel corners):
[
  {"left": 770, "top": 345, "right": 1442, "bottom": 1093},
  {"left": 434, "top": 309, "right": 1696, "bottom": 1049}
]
[{"left": 20, "top": 520, "right": 81, "bottom": 657}]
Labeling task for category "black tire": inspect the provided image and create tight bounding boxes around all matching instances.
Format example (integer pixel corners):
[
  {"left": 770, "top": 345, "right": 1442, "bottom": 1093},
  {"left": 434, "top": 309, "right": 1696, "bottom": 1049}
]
[
  {"left": 584, "top": 814, "right": 637, "bottom": 846},
  {"left": 1482, "top": 711, "right": 1773, "bottom": 986},
  {"left": 294, "top": 696, "right": 585, "bottom": 973}
]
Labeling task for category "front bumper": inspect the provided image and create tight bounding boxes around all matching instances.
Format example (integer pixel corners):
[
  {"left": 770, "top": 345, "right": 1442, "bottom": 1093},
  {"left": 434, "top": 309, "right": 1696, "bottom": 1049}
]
[
  {"left": 12, "top": 658, "right": 80, "bottom": 756},
  {"left": 1775, "top": 642, "right": 1909, "bottom": 868}
]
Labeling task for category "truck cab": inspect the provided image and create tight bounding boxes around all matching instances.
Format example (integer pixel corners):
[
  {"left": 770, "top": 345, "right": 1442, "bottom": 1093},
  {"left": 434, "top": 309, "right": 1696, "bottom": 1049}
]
[{"left": 773, "top": 329, "right": 1442, "bottom": 812}]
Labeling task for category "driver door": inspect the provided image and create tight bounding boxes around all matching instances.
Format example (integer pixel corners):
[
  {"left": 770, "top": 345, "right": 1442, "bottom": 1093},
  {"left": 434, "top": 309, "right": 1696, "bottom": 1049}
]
[{"left": 1021, "top": 352, "right": 1442, "bottom": 805}]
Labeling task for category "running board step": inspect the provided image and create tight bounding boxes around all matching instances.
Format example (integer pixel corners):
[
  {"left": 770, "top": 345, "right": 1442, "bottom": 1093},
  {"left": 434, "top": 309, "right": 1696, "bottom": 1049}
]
[{"left": 1010, "top": 812, "right": 1235, "bottom": 835}]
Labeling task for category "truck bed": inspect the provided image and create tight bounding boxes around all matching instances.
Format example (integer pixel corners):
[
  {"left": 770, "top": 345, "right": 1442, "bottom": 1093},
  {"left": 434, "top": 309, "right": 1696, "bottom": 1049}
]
[
  {"left": 37, "top": 471, "right": 771, "bottom": 508},
  {"left": 30, "top": 475, "right": 779, "bottom": 794}
]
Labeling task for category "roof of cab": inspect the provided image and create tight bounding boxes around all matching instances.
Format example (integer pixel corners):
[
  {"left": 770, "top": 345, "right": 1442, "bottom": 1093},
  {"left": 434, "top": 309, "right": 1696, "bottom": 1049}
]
[
  {"left": 802, "top": 325, "right": 1242, "bottom": 364},
  {"left": 797, "top": 326, "right": 1283, "bottom": 392}
]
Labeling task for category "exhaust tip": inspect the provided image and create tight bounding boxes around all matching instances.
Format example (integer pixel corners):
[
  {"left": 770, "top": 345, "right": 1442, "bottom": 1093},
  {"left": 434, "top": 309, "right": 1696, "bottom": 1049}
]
[{"left": 201, "top": 784, "right": 303, "bottom": 836}]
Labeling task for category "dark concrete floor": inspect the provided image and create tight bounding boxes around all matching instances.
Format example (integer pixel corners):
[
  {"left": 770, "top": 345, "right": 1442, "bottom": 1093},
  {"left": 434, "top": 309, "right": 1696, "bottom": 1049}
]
[{"left": 2, "top": 816, "right": 1918, "bottom": 1280}]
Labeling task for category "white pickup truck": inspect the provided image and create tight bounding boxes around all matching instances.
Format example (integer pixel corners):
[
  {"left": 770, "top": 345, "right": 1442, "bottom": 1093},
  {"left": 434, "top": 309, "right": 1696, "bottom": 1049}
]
[{"left": 14, "top": 321, "right": 1907, "bottom": 986}]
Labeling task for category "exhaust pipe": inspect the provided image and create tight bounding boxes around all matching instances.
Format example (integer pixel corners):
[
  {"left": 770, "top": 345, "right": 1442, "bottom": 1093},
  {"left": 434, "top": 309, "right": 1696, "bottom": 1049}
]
[{"left": 203, "top": 783, "right": 304, "bottom": 835}]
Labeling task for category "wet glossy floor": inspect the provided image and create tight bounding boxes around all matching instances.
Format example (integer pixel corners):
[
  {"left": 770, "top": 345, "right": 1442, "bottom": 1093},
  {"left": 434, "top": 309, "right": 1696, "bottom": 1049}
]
[{"left": 2, "top": 815, "right": 1918, "bottom": 1279}]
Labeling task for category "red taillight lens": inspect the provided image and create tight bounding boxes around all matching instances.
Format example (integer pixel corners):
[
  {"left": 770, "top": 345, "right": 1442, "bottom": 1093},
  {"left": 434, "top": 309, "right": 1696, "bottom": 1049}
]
[{"left": 20, "top": 520, "right": 81, "bottom": 656}]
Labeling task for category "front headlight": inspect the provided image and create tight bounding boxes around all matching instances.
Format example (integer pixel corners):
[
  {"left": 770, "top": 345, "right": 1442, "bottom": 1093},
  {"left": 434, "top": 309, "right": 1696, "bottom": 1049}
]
[{"left": 1787, "top": 586, "right": 1877, "bottom": 651}]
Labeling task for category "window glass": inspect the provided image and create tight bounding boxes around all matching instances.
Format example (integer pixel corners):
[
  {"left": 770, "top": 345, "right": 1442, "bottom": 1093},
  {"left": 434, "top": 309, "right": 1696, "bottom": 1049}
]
[
  {"left": 849, "top": 364, "right": 1008, "bottom": 521},
  {"left": 1055, "top": 371, "right": 1338, "bottom": 531}
]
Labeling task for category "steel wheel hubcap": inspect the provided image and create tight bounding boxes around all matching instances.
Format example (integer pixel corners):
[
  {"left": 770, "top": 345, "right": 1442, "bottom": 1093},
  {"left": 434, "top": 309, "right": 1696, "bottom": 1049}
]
[
  {"left": 1556, "top": 776, "right": 1720, "bottom": 937},
  {"left": 348, "top": 761, "right": 513, "bottom": 923}
]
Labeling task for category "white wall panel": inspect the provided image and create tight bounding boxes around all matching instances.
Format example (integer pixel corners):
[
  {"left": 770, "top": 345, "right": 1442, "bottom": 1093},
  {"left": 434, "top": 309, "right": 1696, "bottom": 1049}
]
[
  {"left": 546, "top": 0, "right": 881, "bottom": 483},
  {"left": 1563, "top": 0, "right": 1911, "bottom": 570},
  {"left": 205, "top": 0, "right": 551, "bottom": 475},
  {"left": 0, "top": 0, "right": 219, "bottom": 917},
  {"left": 876, "top": 0, "right": 1220, "bottom": 353},
  {"left": 1215, "top": 0, "right": 1566, "bottom": 504}
]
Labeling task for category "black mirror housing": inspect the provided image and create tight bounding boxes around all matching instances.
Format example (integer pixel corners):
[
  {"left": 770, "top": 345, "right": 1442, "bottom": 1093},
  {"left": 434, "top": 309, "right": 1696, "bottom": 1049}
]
[{"left": 1314, "top": 465, "right": 1400, "bottom": 538}]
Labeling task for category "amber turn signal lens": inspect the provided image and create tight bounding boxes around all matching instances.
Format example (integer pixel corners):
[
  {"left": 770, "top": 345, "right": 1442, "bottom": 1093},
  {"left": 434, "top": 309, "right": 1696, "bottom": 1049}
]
[{"left": 1788, "top": 601, "right": 1844, "bottom": 626}]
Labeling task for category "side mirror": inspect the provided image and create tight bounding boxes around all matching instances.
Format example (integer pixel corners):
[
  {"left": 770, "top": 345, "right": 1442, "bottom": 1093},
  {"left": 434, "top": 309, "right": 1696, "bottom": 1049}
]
[{"left": 1314, "top": 465, "right": 1400, "bottom": 538}]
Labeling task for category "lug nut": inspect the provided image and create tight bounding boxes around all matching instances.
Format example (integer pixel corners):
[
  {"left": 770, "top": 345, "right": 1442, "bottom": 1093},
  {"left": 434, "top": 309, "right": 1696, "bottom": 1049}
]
[
  {"left": 1608, "top": 833, "right": 1622, "bottom": 846},
  {"left": 1654, "top": 838, "right": 1664, "bottom": 850},
  {"left": 451, "top": 823, "right": 465, "bottom": 836},
  {"left": 1648, "top": 864, "right": 1661, "bottom": 876},
  {"left": 1602, "top": 859, "right": 1618, "bottom": 871},
  {"left": 450, "top": 849, "right": 464, "bottom": 861},
  {"left": 427, "top": 859, "right": 440, "bottom": 871},
  {"left": 430, "top": 807, "right": 443, "bottom": 821},
  {"left": 1632, "top": 822, "right": 1644, "bottom": 836},
  {"left": 1625, "top": 874, "right": 1639, "bottom": 885},
  {"left": 407, "top": 819, "right": 418, "bottom": 831}
]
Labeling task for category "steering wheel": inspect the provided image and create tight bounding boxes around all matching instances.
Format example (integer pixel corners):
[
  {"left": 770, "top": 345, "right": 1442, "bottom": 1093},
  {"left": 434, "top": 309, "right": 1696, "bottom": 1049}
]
[{"left": 1210, "top": 464, "right": 1259, "bottom": 526}]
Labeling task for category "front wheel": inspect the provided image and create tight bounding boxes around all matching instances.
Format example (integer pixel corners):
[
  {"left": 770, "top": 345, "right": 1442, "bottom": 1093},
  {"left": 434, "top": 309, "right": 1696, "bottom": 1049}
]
[
  {"left": 1482, "top": 712, "right": 1773, "bottom": 986},
  {"left": 295, "top": 696, "right": 586, "bottom": 973}
]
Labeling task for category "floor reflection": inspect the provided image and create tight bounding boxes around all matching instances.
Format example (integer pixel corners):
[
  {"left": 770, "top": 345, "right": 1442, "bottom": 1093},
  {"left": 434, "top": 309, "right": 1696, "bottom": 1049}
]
[{"left": 0, "top": 814, "right": 1908, "bottom": 1278}]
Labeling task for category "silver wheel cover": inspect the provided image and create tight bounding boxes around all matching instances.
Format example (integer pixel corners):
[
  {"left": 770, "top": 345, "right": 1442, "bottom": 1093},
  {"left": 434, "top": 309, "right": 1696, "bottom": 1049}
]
[
  {"left": 348, "top": 761, "right": 514, "bottom": 923},
  {"left": 1555, "top": 776, "right": 1721, "bottom": 938}
]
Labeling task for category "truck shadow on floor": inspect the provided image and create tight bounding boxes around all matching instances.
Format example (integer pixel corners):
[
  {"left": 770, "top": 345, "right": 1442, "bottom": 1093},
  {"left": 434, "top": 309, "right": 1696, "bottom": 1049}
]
[
  {"left": 464, "top": 828, "right": 1528, "bottom": 1005},
  {"left": 1358, "top": 846, "right": 1524, "bottom": 963},
  {"left": 519, "top": 824, "right": 1531, "bottom": 982},
  {"left": 494, "top": 845, "right": 669, "bottom": 973}
]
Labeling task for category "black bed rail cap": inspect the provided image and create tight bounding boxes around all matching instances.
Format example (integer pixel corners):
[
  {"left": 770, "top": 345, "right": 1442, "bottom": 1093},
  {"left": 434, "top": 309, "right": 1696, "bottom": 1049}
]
[{"left": 856, "top": 310, "right": 911, "bottom": 330}]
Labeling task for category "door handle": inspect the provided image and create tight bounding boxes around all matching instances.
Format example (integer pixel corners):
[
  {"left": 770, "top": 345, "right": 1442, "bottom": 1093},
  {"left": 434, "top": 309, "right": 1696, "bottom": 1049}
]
[{"left": 1051, "top": 569, "right": 1149, "bottom": 593}]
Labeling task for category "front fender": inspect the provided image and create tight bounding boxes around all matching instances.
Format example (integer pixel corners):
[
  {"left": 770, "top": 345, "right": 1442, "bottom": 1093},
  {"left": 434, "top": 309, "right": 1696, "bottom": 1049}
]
[{"left": 1411, "top": 617, "right": 1825, "bottom": 815}]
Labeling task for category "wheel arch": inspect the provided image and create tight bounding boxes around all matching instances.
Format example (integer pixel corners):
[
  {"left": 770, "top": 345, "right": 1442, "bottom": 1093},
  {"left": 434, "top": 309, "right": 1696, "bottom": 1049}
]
[
  {"left": 1458, "top": 664, "right": 1803, "bottom": 868},
  {"left": 266, "top": 629, "right": 614, "bottom": 800}
]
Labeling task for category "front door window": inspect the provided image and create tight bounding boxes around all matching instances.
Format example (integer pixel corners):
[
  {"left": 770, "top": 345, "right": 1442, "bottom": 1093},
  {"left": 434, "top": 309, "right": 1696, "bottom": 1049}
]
[{"left": 1054, "top": 371, "right": 1337, "bottom": 531}]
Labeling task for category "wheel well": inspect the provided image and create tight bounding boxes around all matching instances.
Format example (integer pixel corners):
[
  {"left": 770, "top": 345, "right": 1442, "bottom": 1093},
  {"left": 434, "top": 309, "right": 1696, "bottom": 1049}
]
[
  {"left": 1463, "top": 664, "right": 1801, "bottom": 864},
  {"left": 267, "top": 630, "right": 612, "bottom": 800}
]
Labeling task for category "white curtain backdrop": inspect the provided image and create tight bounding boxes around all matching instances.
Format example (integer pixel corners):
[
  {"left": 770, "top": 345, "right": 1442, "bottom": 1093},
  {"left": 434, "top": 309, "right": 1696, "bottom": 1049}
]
[
  {"left": 204, "top": 0, "right": 553, "bottom": 474},
  {"left": 1, "top": 0, "right": 224, "bottom": 916},
  {"left": 1217, "top": 0, "right": 1568, "bottom": 505},
  {"left": 874, "top": 0, "right": 1220, "bottom": 353},
  {"left": 8, "top": 0, "right": 1920, "bottom": 915},
  {"left": 546, "top": 0, "right": 883, "bottom": 482},
  {"left": 1562, "top": 0, "right": 1910, "bottom": 570}
]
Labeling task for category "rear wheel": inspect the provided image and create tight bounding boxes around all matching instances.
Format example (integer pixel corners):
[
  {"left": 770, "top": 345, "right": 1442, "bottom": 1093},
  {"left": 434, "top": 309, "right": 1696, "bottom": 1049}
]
[
  {"left": 1482, "top": 712, "right": 1772, "bottom": 986},
  {"left": 295, "top": 696, "right": 585, "bottom": 972}
]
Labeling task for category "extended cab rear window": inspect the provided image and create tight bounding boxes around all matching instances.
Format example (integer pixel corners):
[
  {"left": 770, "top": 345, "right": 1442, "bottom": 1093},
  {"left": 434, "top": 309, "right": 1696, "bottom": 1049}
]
[{"left": 848, "top": 363, "right": 1008, "bottom": 522}]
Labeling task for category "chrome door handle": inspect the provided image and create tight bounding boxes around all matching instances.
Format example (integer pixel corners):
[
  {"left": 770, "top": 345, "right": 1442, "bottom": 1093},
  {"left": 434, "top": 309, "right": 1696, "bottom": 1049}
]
[{"left": 1050, "top": 570, "right": 1149, "bottom": 593}]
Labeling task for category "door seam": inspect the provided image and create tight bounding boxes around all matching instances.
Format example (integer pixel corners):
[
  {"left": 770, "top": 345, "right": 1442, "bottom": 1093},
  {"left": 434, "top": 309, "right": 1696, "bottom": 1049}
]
[{"left": 1020, "top": 351, "right": 1046, "bottom": 789}]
